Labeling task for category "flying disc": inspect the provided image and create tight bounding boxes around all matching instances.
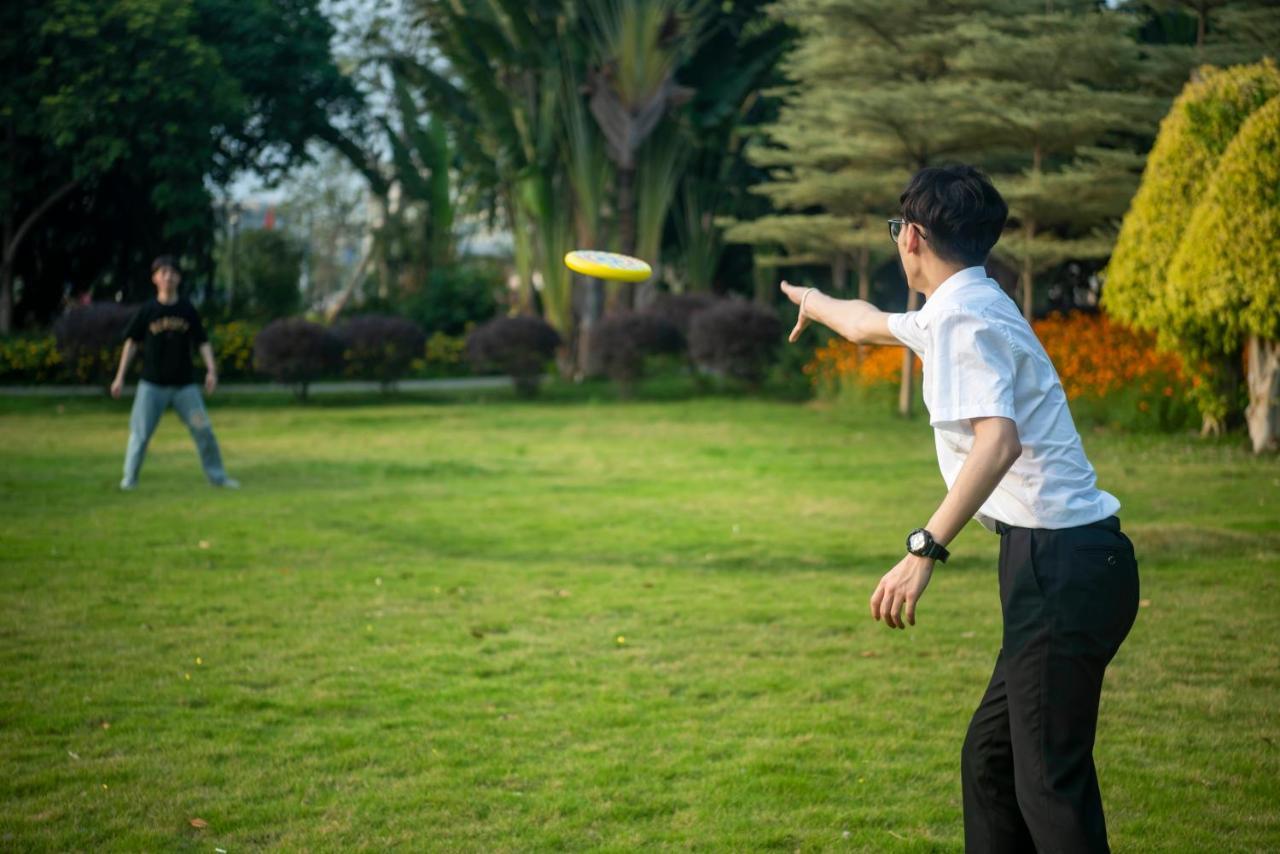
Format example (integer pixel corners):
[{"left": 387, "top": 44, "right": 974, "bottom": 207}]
[{"left": 564, "top": 250, "right": 652, "bottom": 283}]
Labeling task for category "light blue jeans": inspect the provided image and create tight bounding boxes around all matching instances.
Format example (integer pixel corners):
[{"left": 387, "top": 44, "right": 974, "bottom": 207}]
[{"left": 123, "top": 381, "right": 229, "bottom": 485}]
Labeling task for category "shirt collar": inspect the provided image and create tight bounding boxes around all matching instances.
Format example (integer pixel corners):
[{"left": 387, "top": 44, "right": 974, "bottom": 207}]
[{"left": 916, "top": 266, "right": 990, "bottom": 327}]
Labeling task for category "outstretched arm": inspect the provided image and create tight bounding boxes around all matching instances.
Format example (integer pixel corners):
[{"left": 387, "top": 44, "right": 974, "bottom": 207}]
[{"left": 779, "top": 281, "right": 900, "bottom": 346}]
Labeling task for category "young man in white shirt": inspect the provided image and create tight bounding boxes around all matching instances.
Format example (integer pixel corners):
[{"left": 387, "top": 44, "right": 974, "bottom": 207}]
[{"left": 781, "top": 165, "right": 1139, "bottom": 853}]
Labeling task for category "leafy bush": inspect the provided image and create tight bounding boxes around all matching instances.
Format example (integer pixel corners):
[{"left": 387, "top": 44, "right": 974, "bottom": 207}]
[
  {"left": 253, "top": 318, "right": 342, "bottom": 400},
  {"left": 207, "top": 321, "right": 259, "bottom": 381},
  {"left": 0, "top": 335, "right": 65, "bottom": 384},
  {"left": 597, "top": 313, "right": 684, "bottom": 394},
  {"left": 238, "top": 229, "right": 304, "bottom": 320},
  {"left": 645, "top": 292, "right": 718, "bottom": 339},
  {"left": 401, "top": 262, "right": 501, "bottom": 335},
  {"left": 53, "top": 303, "right": 138, "bottom": 388},
  {"left": 334, "top": 315, "right": 426, "bottom": 389},
  {"left": 688, "top": 300, "right": 783, "bottom": 385},
  {"left": 466, "top": 315, "right": 561, "bottom": 397},
  {"left": 413, "top": 331, "right": 469, "bottom": 378}
]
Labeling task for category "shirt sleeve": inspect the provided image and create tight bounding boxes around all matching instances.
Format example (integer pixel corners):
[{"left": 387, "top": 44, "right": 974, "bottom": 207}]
[
  {"left": 122, "top": 304, "right": 148, "bottom": 343},
  {"left": 886, "top": 311, "right": 928, "bottom": 357},
  {"left": 188, "top": 304, "right": 208, "bottom": 345},
  {"left": 926, "top": 310, "right": 1018, "bottom": 427}
]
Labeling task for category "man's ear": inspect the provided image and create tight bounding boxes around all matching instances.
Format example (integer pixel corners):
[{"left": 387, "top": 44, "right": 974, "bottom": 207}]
[{"left": 905, "top": 223, "right": 923, "bottom": 256}]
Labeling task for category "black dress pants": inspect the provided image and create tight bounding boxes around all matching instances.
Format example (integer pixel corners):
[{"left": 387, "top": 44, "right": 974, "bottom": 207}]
[{"left": 962, "top": 516, "right": 1139, "bottom": 854}]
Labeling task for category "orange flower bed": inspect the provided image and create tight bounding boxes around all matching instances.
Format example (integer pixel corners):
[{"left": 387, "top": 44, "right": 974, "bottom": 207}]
[{"left": 806, "top": 312, "right": 1185, "bottom": 400}]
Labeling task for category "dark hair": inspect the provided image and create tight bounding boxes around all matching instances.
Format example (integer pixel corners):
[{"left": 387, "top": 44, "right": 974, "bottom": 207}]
[
  {"left": 150, "top": 255, "right": 178, "bottom": 275},
  {"left": 899, "top": 165, "right": 1008, "bottom": 266}
]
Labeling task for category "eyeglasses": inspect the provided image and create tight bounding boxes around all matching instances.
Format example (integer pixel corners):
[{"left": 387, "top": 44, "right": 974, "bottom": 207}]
[{"left": 888, "top": 218, "right": 927, "bottom": 243}]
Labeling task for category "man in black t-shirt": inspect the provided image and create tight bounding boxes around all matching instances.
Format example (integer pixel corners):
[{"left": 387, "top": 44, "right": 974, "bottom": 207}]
[{"left": 110, "top": 256, "right": 238, "bottom": 490}]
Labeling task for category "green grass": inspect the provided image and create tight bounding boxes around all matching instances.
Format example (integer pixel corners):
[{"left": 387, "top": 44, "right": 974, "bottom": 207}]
[{"left": 1, "top": 388, "right": 1277, "bottom": 851}]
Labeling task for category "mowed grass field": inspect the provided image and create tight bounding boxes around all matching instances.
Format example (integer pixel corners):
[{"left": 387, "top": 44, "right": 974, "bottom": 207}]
[{"left": 1, "top": 389, "right": 1277, "bottom": 851}]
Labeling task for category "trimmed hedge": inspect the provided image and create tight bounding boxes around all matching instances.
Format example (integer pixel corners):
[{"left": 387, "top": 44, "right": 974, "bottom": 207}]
[
  {"left": 334, "top": 315, "right": 426, "bottom": 389},
  {"left": 253, "top": 318, "right": 343, "bottom": 400},
  {"left": 597, "top": 312, "right": 684, "bottom": 394},
  {"left": 688, "top": 301, "right": 783, "bottom": 385},
  {"left": 52, "top": 303, "right": 138, "bottom": 388},
  {"left": 466, "top": 315, "right": 560, "bottom": 397}
]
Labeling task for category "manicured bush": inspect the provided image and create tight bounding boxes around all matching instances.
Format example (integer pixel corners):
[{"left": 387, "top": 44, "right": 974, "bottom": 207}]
[
  {"left": 0, "top": 335, "right": 64, "bottom": 384},
  {"left": 414, "top": 331, "right": 469, "bottom": 378},
  {"left": 688, "top": 300, "right": 783, "bottom": 385},
  {"left": 334, "top": 315, "right": 426, "bottom": 389},
  {"left": 53, "top": 303, "right": 138, "bottom": 389},
  {"left": 253, "top": 318, "right": 342, "bottom": 401},
  {"left": 207, "top": 321, "right": 259, "bottom": 381},
  {"left": 466, "top": 315, "right": 560, "bottom": 397},
  {"left": 597, "top": 313, "right": 684, "bottom": 395},
  {"left": 645, "top": 292, "right": 718, "bottom": 339}
]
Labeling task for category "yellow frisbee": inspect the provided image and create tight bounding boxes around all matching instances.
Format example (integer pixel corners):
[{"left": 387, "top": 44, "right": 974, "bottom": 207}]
[{"left": 564, "top": 250, "right": 653, "bottom": 283}]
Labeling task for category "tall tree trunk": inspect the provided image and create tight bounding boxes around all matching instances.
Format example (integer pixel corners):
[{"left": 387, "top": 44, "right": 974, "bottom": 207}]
[
  {"left": 1020, "top": 222, "right": 1035, "bottom": 322},
  {"left": 1, "top": 177, "right": 80, "bottom": 334},
  {"left": 898, "top": 288, "right": 920, "bottom": 417},
  {"left": 613, "top": 166, "right": 637, "bottom": 311},
  {"left": 1246, "top": 334, "right": 1280, "bottom": 454},
  {"left": 831, "top": 253, "right": 847, "bottom": 296},
  {"left": 857, "top": 247, "right": 870, "bottom": 302}
]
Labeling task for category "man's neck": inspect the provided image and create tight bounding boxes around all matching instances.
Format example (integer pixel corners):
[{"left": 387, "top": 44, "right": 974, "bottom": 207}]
[
  {"left": 156, "top": 291, "right": 179, "bottom": 305},
  {"left": 918, "top": 263, "right": 973, "bottom": 300}
]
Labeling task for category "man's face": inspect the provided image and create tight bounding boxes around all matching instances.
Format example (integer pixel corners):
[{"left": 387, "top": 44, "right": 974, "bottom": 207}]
[{"left": 152, "top": 265, "right": 181, "bottom": 291}]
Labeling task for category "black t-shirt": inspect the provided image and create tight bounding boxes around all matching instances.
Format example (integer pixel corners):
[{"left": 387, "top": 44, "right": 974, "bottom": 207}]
[{"left": 122, "top": 298, "right": 208, "bottom": 386}]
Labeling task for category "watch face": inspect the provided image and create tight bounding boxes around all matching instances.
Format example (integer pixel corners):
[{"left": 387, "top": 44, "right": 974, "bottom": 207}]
[{"left": 909, "top": 531, "right": 927, "bottom": 552}]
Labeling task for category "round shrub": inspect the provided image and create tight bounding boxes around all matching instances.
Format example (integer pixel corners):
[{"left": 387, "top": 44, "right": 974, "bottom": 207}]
[
  {"left": 646, "top": 292, "right": 718, "bottom": 340},
  {"left": 597, "top": 312, "right": 684, "bottom": 394},
  {"left": 333, "top": 314, "right": 426, "bottom": 389},
  {"left": 253, "top": 318, "right": 343, "bottom": 400},
  {"left": 688, "top": 300, "right": 784, "bottom": 385},
  {"left": 208, "top": 320, "right": 259, "bottom": 381},
  {"left": 53, "top": 302, "right": 138, "bottom": 389},
  {"left": 466, "top": 315, "right": 561, "bottom": 397}
]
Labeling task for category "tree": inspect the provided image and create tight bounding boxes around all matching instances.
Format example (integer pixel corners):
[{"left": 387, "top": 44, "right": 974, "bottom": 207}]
[
  {"left": 0, "top": 0, "right": 361, "bottom": 333},
  {"left": 952, "top": 6, "right": 1170, "bottom": 319},
  {"left": 1164, "top": 95, "right": 1280, "bottom": 452},
  {"left": 728, "top": 0, "right": 1016, "bottom": 415},
  {"left": 237, "top": 229, "right": 304, "bottom": 320},
  {"left": 1105, "top": 60, "right": 1280, "bottom": 433}
]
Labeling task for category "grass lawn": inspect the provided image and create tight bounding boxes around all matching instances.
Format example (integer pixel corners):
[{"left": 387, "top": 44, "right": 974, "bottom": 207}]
[{"left": 1, "top": 387, "right": 1277, "bottom": 851}]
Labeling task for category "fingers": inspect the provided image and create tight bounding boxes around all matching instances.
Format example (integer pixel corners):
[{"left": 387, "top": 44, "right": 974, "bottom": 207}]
[
  {"left": 890, "top": 591, "right": 905, "bottom": 629},
  {"left": 905, "top": 594, "right": 917, "bottom": 627},
  {"left": 788, "top": 315, "right": 807, "bottom": 343},
  {"left": 869, "top": 582, "right": 884, "bottom": 622}
]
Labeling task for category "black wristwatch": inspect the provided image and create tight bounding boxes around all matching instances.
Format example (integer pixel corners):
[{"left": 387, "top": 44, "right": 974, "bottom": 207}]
[{"left": 906, "top": 528, "right": 949, "bottom": 563}]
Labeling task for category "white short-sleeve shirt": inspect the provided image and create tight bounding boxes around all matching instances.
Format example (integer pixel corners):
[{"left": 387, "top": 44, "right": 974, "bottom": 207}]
[{"left": 886, "top": 266, "right": 1120, "bottom": 531}]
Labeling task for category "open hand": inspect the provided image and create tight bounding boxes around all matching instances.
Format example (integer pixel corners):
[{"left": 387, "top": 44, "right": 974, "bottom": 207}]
[
  {"left": 204, "top": 371, "right": 217, "bottom": 396},
  {"left": 870, "top": 554, "right": 935, "bottom": 629},
  {"left": 779, "top": 280, "right": 811, "bottom": 343},
  {"left": 110, "top": 377, "right": 124, "bottom": 399}
]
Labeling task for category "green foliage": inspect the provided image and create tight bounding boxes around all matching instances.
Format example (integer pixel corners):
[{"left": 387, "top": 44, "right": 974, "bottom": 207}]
[
  {"left": 1166, "top": 95, "right": 1280, "bottom": 350},
  {"left": 1, "top": 0, "right": 359, "bottom": 328},
  {"left": 1105, "top": 60, "right": 1280, "bottom": 332},
  {"left": 1105, "top": 59, "right": 1280, "bottom": 426},
  {"left": 0, "top": 336, "right": 65, "bottom": 384},
  {"left": 398, "top": 263, "right": 501, "bottom": 337},
  {"left": 207, "top": 321, "right": 260, "bottom": 381},
  {"left": 237, "top": 230, "right": 304, "bottom": 321}
]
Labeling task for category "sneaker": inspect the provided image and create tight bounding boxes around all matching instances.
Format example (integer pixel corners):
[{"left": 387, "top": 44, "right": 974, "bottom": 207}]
[
  {"left": 213, "top": 477, "right": 240, "bottom": 489},
  {"left": 119, "top": 478, "right": 137, "bottom": 491}
]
